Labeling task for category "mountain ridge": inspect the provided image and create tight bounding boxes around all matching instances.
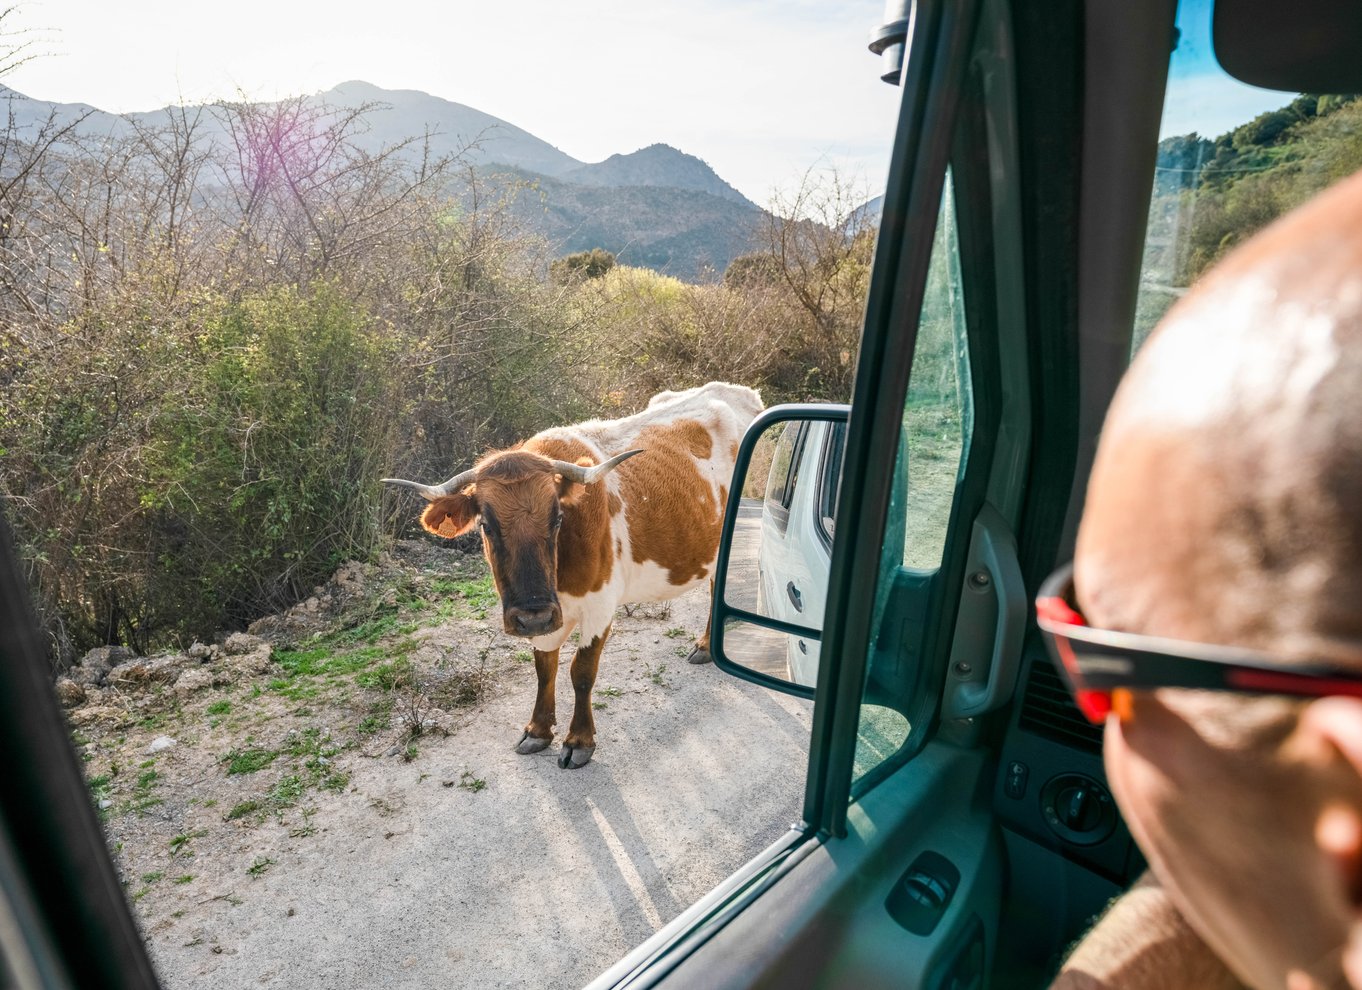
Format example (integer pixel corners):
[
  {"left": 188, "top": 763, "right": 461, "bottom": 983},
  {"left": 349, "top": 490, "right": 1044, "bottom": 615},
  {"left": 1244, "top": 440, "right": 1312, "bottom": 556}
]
[{"left": 0, "top": 80, "right": 761, "bottom": 280}]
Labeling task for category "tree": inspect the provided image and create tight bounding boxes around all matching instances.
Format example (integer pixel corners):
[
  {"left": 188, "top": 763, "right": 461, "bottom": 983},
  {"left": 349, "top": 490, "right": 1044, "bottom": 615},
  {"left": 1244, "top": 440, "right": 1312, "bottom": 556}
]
[{"left": 550, "top": 247, "right": 616, "bottom": 284}]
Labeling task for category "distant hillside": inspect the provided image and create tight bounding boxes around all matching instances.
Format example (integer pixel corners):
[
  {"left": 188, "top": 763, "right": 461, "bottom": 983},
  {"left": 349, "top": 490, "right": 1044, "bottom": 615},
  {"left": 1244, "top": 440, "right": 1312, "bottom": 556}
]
[
  {"left": 488, "top": 166, "right": 761, "bottom": 278},
  {"left": 564, "top": 144, "right": 755, "bottom": 208},
  {"left": 846, "top": 194, "right": 884, "bottom": 233},
  {"left": 314, "top": 81, "right": 582, "bottom": 177},
  {"left": 0, "top": 81, "right": 763, "bottom": 281}
]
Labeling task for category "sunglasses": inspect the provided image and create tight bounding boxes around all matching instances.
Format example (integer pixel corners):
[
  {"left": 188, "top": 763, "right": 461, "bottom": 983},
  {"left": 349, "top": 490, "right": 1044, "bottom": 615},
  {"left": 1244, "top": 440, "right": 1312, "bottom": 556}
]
[{"left": 1035, "top": 563, "right": 1362, "bottom": 724}]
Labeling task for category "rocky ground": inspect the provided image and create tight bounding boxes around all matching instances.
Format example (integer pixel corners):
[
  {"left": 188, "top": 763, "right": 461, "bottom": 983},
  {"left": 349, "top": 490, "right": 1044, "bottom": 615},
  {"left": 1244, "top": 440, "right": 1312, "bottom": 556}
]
[{"left": 61, "top": 541, "right": 813, "bottom": 989}]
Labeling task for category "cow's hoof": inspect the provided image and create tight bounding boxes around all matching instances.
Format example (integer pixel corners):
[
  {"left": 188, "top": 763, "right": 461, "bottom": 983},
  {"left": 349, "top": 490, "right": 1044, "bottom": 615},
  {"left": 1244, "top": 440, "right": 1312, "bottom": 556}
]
[
  {"left": 687, "top": 646, "right": 713, "bottom": 665},
  {"left": 515, "top": 731, "right": 553, "bottom": 755},
  {"left": 558, "top": 743, "right": 595, "bottom": 769}
]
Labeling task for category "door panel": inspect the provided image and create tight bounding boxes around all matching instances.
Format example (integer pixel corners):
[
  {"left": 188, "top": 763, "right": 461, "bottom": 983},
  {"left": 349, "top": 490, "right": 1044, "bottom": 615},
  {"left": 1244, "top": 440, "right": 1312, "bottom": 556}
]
[{"left": 654, "top": 745, "right": 1000, "bottom": 990}]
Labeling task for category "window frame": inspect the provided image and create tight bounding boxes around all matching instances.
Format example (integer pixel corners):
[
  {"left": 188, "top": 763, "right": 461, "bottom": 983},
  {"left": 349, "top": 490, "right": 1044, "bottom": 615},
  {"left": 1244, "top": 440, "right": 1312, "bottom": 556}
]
[{"left": 802, "top": 0, "right": 994, "bottom": 838}]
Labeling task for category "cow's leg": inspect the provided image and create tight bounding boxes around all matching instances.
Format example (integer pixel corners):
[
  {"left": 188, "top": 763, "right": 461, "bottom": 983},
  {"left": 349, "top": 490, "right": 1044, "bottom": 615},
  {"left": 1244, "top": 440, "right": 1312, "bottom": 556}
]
[
  {"left": 515, "top": 647, "right": 559, "bottom": 754},
  {"left": 687, "top": 578, "right": 715, "bottom": 664},
  {"left": 559, "top": 627, "right": 611, "bottom": 769}
]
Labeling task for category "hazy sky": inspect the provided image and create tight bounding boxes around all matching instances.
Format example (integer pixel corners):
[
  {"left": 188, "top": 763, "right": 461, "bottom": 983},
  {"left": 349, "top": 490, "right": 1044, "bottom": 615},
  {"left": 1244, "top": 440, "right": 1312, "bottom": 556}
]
[
  {"left": 1160, "top": 0, "right": 1293, "bottom": 139},
  {"left": 2, "top": 0, "right": 904, "bottom": 206}
]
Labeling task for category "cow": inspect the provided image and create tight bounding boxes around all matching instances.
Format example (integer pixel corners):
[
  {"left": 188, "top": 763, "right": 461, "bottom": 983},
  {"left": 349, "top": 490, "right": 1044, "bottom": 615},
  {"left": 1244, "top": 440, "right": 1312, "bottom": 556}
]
[{"left": 382, "top": 381, "right": 763, "bottom": 769}]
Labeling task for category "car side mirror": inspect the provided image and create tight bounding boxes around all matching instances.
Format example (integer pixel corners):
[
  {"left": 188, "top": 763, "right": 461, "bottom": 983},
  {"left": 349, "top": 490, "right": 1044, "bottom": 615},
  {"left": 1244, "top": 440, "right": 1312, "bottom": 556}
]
[{"left": 711, "top": 404, "right": 850, "bottom": 699}]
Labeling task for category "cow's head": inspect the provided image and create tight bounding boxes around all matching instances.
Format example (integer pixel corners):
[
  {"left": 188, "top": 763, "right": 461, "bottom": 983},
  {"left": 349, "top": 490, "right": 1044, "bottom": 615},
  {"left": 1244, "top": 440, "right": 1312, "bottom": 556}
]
[{"left": 382, "top": 448, "right": 640, "bottom": 638}]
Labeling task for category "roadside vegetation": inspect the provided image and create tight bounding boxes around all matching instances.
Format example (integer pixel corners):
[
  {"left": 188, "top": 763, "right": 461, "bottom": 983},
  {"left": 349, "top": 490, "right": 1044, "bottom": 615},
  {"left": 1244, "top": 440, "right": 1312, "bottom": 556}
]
[
  {"left": 1136, "top": 93, "right": 1362, "bottom": 346},
  {"left": 0, "top": 90, "right": 874, "bottom": 664}
]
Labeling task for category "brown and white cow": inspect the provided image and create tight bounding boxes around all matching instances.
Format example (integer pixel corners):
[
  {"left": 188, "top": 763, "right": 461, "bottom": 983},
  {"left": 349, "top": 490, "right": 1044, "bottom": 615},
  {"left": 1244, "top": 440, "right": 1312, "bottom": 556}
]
[{"left": 382, "top": 381, "right": 763, "bottom": 769}]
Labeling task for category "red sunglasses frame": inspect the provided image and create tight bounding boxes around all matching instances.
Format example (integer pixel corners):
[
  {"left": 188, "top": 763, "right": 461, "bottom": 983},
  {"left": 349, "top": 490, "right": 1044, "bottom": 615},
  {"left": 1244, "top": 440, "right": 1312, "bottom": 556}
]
[{"left": 1035, "top": 563, "right": 1362, "bottom": 724}]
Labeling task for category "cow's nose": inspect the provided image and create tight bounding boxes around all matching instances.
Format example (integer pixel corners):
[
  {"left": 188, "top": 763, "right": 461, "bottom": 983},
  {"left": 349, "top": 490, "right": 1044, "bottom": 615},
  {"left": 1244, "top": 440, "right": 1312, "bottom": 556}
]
[{"left": 505, "top": 606, "right": 559, "bottom": 637}]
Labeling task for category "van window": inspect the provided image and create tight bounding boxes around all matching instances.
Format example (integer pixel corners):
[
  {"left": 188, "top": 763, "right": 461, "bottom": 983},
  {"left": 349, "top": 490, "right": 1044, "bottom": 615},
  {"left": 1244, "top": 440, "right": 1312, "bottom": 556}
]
[
  {"left": 1133, "top": 0, "right": 1360, "bottom": 354},
  {"left": 853, "top": 170, "right": 972, "bottom": 782},
  {"left": 763, "top": 421, "right": 807, "bottom": 535}
]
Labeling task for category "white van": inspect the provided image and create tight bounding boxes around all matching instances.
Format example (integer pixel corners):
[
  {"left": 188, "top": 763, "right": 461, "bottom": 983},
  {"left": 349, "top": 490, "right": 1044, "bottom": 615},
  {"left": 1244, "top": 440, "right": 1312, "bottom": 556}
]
[{"left": 757, "top": 418, "right": 846, "bottom": 686}]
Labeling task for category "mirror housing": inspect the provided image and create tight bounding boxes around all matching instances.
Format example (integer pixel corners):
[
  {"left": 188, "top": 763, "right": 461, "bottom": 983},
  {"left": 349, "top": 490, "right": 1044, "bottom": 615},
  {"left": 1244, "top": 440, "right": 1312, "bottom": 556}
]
[
  {"left": 1215, "top": 0, "right": 1362, "bottom": 93},
  {"left": 711, "top": 404, "right": 851, "bottom": 699}
]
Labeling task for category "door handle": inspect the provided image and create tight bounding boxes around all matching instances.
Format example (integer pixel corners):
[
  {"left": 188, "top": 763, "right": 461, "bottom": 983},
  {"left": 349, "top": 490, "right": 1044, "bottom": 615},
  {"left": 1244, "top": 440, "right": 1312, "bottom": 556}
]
[
  {"left": 786, "top": 581, "right": 804, "bottom": 611},
  {"left": 940, "top": 503, "right": 1025, "bottom": 720}
]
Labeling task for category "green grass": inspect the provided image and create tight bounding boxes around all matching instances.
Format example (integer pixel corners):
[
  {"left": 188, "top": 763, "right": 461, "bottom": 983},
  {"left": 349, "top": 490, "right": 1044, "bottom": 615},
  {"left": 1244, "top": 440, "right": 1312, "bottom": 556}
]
[
  {"left": 174, "top": 875, "right": 194, "bottom": 885},
  {"left": 355, "top": 658, "right": 415, "bottom": 691},
  {"left": 664, "top": 627, "right": 689, "bottom": 639},
  {"left": 141, "top": 871, "right": 164, "bottom": 884},
  {"left": 356, "top": 713, "right": 387, "bottom": 735},
  {"left": 458, "top": 771, "right": 486, "bottom": 793},
  {"left": 599, "top": 687, "right": 623, "bottom": 698},
  {"left": 247, "top": 857, "right": 275, "bottom": 877},
  {"left": 225, "top": 800, "right": 263, "bottom": 821},
  {"left": 223, "top": 748, "right": 279, "bottom": 775},
  {"left": 206, "top": 700, "right": 232, "bottom": 716},
  {"left": 269, "top": 774, "right": 305, "bottom": 807}
]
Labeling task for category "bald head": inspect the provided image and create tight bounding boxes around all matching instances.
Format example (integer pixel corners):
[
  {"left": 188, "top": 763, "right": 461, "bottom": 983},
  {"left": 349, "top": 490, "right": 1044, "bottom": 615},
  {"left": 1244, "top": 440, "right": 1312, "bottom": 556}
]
[{"left": 1075, "top": 169, "right": 1362, "bottom": 663}]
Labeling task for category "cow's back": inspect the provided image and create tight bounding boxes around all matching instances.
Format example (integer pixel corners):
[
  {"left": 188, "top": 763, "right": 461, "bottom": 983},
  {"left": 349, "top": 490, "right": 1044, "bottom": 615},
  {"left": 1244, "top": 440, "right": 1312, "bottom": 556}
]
[{"left": 548, "top": 382, "right": 761, "bottom": 601}]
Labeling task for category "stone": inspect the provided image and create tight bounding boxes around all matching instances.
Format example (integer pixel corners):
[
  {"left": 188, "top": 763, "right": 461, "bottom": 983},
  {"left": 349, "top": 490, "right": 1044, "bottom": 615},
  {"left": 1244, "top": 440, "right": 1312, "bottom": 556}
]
[
  {"left": 146, "top": 735, "right": 176, "bottom": 754},
  {"left": 173, "top": 668, "right": 216, "bottom": 697},
  {"left": 223, "top": 632, "right": 266, "bottom": 656},
  {"left": 54, "top": 678, "right": 87, "bottom": 707},
  {"left": 71, "top": 645, "right": 136, "bottom": 687}
]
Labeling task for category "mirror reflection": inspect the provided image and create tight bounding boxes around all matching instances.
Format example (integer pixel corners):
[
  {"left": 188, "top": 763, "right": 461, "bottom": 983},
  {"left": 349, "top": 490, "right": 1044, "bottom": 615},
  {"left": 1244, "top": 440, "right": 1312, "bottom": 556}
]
[{"left": 723, "top": 418, "right": 846, "bottom": 687}]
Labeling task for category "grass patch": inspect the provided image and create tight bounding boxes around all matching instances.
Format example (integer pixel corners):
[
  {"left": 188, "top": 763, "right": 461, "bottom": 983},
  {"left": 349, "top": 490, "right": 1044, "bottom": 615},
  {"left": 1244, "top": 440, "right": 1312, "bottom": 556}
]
[
  {"left": 206, "top": 700, "right": 232, "bottom": 716},
  {"left": 223, "top": 748, "right": 279, "bottom": 775},
  {"left": 599, "top": 687, "right": 623, "bottom": 698},
  {"left": 356, "top": 658, "right": 415, "bottom": 691},
  {"left": 664, "top": 627, "right": 689, "bottom": 639},
  {"left": 141, "top": 871, "right": 164, "bottom": 884},
  {"left": 174, "top": 875, "right": 194, "bottom": 885},
  {"left": 269, "top": 774, "right": 305, "bottom": 807},
  {"left": 225, "top": 800, "right": 262, "bottom": 821},
  {"left": 169, "top": 831, "right": 203, "bottom": 857},
  {"left": 458, "top": 771, "right": 486, "bottom": 793},
  {"left": 247, "top": 857, "right": 275, "bottom": 877},
  {"left": 356, "top": 713, "right": 387, "bottom": 735}
]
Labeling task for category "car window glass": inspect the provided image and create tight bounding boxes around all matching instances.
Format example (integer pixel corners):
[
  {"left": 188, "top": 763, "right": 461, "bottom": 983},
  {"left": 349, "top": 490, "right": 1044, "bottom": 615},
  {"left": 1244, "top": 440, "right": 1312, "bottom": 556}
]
[
  {"left": 764, "top": 422, "right": 804, "bottom": 510},
  {"left": 853, "top": 170, "right": 972, "bottom": 783},
  {"left": 1133, "top": 0, "right": 1360, "bottom": 355},
  {"left": 816, "top": 423, "right": 846, "bottom": 543}
]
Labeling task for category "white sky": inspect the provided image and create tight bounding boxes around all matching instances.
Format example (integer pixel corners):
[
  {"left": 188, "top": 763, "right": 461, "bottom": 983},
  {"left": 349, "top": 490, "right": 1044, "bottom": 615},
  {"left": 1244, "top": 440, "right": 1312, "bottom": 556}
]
[{"left": 2, "top": 0, "right": 903, "bottom": 207}]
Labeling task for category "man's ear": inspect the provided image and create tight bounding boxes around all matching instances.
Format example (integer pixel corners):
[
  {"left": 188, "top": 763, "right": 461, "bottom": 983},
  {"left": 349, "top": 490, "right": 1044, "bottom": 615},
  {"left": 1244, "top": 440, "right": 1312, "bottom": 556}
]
[
  {"left": 1301, "top": 698, "right": 1362, "bottom": 910},
  {"left": 556, "top": 457, "right": 596, "bottom": 507},
  {"left": 420, "top": 490, "right": 478, "bottom": 538}
]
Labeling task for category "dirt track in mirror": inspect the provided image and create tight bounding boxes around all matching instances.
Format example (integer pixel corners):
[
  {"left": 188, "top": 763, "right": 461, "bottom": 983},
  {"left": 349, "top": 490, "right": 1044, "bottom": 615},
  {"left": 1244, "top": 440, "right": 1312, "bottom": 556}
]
[{"left": 61, "top": 541, "right": 812, "bottom": 990}]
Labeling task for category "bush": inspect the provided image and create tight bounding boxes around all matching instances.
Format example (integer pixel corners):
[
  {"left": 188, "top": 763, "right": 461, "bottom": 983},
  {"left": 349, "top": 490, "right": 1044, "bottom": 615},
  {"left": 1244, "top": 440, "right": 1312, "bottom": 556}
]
[{"left": 2, "top": 283, "right": 399, "bottom": 656}]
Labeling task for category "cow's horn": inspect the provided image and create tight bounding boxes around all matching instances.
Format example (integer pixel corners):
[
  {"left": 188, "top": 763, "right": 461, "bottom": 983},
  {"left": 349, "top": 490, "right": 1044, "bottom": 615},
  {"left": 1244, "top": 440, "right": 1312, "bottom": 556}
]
[
  {"left": 550, "top": 449, "right": 643, "bottom": 485},
  {"left": 380, "top": 467, "right": 478, "bottom": 501}
]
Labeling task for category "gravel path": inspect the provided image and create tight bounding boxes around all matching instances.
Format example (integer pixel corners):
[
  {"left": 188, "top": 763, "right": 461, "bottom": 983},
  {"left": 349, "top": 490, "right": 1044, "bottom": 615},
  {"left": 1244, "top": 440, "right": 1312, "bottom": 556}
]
[{"left": 133, "top": 585, "right": 813, "bottom": 989}]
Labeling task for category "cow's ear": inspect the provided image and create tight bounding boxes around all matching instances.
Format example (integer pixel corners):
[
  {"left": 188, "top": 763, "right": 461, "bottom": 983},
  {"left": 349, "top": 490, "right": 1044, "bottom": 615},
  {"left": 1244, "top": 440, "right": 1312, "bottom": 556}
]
[
  {"left": 420, "top": 489, "right": 478, "bottom": 538},
  {"left": 556, "top": 457, "right": 596, "bottom": 506}
]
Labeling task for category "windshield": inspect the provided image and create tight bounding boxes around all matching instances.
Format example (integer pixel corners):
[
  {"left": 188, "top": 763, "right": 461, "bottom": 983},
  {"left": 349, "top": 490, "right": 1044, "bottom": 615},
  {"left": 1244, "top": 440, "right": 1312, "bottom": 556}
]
[
  {"left": 0, "top": 4, "right": 898, "bottom": 988},
  {"left": 1134, "top": 0, "right": 1361, "bottom": 353}
]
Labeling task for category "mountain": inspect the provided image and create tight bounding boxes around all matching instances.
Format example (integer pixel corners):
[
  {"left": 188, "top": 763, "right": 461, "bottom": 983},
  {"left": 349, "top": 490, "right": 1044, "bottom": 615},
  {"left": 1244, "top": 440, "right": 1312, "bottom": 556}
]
[
  {"left": 494, "top": 166, "right": 760, "bottom": 276},
  {"left": 846, "top": 194, "right": 884, "bottom": 233},
  {"left": 0, "top": 81, "right": 760, "bottom": 280},
  {"left": 563, "top": 143, "right": 755, "bottom": 207},
  {"left": 315, "top": 81, "right": 583, "bottom": 177}
]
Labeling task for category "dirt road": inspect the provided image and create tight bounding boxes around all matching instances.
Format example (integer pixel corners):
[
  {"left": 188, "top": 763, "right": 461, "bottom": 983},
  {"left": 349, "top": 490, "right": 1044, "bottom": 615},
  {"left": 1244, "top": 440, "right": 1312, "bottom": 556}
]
[{"left": 118, "top": 580, "right": 812, "bottom": 989}]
